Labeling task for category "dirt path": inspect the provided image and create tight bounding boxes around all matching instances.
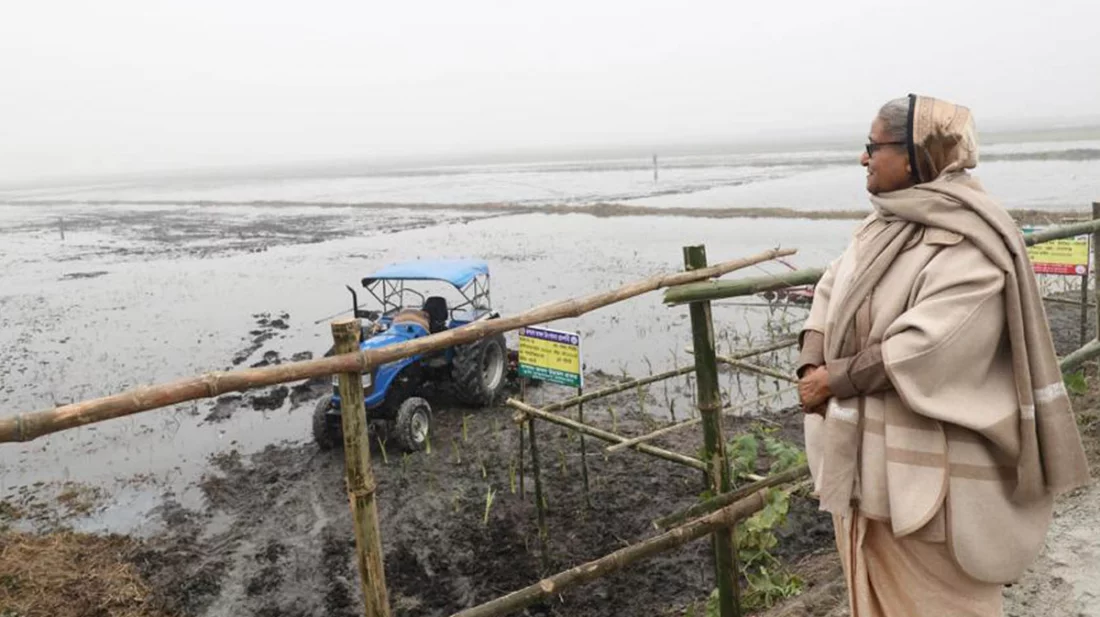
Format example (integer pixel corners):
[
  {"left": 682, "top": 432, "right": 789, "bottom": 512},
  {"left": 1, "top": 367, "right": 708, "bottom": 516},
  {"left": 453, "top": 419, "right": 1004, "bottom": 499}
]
[{"left": 1003, "top": 484, "right": 1100, "bottom": 616}]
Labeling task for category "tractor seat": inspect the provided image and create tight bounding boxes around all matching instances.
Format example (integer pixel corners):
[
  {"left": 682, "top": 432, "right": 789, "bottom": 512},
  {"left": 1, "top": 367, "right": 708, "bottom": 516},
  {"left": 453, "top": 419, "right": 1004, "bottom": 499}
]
[
  {"left": 391, "top": 308, "right": 430, "bottom": 332},
  {"left": 422, "top": 296, "right": 449, "bottom": 333}
]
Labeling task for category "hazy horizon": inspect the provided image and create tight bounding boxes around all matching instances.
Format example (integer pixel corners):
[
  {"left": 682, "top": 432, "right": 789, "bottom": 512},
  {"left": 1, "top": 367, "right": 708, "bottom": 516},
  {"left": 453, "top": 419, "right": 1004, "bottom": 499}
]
[{"left": 3, "top": 1, "right": 1099, "bottom": 187}]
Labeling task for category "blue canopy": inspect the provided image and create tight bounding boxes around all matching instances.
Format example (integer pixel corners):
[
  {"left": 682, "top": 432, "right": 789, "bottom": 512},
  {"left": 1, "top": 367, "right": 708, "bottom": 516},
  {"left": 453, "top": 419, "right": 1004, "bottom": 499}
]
[{"left": 362, "top": 259, "right": 489, "bottom": 289}]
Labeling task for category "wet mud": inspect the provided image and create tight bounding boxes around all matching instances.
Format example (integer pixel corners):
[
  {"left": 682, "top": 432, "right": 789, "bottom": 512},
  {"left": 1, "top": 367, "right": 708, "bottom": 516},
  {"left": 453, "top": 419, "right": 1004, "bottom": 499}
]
[{"left": 107, "top": 370, "right": 826, "bottom": 617}]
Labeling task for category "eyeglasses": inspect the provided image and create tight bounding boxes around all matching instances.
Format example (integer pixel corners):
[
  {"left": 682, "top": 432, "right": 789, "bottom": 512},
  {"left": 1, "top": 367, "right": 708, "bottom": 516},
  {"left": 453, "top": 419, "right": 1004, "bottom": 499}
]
[{"left": 865, "top": 141, "right": 906, "bottom": 157}]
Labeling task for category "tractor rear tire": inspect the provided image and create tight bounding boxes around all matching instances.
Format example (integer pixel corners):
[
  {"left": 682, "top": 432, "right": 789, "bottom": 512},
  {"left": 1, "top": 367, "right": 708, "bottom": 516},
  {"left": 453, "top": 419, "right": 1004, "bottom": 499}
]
[
  {"left": 312, "top": 398, "right": 342, "bottom": 451},
  {"left": 393, "top": 397, "right": 432, "bottom": 452},
  {"left": 451, "top": 333, "right": 507, "bottom": 407}
]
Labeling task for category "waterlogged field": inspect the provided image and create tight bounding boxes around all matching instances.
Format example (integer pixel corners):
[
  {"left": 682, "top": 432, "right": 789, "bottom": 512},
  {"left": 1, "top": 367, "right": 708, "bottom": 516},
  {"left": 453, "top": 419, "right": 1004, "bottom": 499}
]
[
  {"left": 0, "top": 203, "right": 852, "bottom": 616},
  {"left": 1, "top": 200, "right": 1095, "bottom": 617}
]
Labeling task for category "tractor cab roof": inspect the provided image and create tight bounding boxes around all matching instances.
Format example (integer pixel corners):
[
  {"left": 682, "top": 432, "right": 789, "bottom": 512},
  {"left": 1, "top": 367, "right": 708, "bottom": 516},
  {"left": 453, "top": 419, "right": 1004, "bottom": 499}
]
[{"left": 362, "top": 259, "right": 489, "bottom": 290}]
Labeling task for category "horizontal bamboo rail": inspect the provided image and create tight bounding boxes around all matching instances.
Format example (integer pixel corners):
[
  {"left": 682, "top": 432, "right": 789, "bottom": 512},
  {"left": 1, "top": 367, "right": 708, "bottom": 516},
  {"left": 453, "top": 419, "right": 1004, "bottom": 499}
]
[
  {"left": 1060, "top": 339, "right": 1100, "bottom": 373},
  {"left": 1023, "top": 219, "right": 1100, "bottom": 246},
  {"left": 505, "top": 399, "right": 707, "bottom": 471},
  {"left": 604, "top": 385, "right": 798, "bottom": 454},
  {"left": 449, "top": 486, "right": 773, "bottom": 617},
  {"left": 653, "top": 465, "right": 810, "bottom": 530},
  {"left": 665, "top": 269, "right": 824, "bottom": 306},
  {"left": 716, "top": 356, "right": 798, "bottom": 384},
  {"left": 1044, "top": 295, "right": 1096, "bottom": 308},
  {"left": 0, "top": 248, "right": 795, "bottom": 444},
  {"left": 536, "top": 337, "right": 797, "bottom": 415},
  {"left": 686, "top": 348, "right": 798, "bottom": 384}
]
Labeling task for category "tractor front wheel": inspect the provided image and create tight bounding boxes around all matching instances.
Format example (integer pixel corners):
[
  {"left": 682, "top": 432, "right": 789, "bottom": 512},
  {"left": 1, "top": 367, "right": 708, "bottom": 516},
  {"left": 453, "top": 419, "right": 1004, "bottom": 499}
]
[
  {"left": 393, "top": 397, "right": 432, "bottom": 452},
  {"left": 312, "top": 397, "right": 342, "bottom": 451},
  {"left": 451, "top": 333, "right": 507, "bottom": 407}
]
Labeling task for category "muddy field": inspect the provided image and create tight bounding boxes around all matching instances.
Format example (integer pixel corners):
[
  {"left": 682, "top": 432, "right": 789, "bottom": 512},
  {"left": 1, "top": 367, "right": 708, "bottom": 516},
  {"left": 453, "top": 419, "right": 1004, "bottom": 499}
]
[{"left": 1, "top": 202, "right": 1097, "bottom": 616}]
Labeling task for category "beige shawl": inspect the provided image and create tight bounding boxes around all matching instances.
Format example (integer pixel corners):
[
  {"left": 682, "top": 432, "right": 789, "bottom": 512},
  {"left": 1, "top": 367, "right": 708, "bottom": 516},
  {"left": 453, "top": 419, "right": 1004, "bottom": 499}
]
[{"left": 811, "top": 95, "right": 1090, "bottom": 581}]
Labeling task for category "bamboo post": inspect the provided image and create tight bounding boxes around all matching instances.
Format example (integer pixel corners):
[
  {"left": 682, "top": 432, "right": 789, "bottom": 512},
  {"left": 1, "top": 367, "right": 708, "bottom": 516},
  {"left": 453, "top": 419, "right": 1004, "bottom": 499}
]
[
  {"left": 507, "top": 399, "right": 706, "bottom": 471},
  {"left": 1093, "top": 202, "right": 1100, "bottom": 343},
  {"left": 577, "top": 385, "right": 591, "bottom": 508},
  {"left": 332, "top": 319, "right": 391, "bottom": 617},
  {"left": 1, "top": 247, "right": 794, "bottom": 444},
  {"left": 528, "top": 418, "right": 549, "bottom": 571},
  {"left": 519, "top": 380, "right": 526, "bottom": 498},
  {"left": 1080, "top": 264, "right": 1090, "bottom": 348},
  {"left": 448, "top": 487, "right": 772, "bottom": 617},
  {"left": 683, "top": 245, "right": 740, "bottom": 617}
]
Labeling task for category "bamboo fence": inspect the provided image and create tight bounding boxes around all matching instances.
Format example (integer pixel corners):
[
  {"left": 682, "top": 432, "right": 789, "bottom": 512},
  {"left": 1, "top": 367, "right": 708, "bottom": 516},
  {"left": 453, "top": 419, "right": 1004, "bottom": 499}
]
[{"left": 0, "top": 248, "right": 794, "bottom": 443}]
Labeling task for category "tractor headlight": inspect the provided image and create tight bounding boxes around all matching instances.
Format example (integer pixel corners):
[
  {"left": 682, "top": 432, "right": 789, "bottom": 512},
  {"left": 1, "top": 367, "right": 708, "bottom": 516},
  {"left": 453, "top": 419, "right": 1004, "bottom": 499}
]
[{"left": 331, "top": 373, "right": 372, "bottom": 390}]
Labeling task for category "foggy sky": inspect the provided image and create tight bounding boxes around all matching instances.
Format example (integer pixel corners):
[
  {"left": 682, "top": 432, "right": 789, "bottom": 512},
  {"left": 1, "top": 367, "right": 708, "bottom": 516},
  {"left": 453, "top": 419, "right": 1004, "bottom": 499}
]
[{"left": 2, "top": 0, "right": 1099, "bottom": 183}]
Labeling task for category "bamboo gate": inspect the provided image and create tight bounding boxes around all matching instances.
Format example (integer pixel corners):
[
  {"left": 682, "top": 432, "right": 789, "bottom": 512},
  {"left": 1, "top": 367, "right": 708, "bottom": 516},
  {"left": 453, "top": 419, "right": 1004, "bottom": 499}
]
[{"left": 2, "top": 203, "right": 1100, "bottom": 617}]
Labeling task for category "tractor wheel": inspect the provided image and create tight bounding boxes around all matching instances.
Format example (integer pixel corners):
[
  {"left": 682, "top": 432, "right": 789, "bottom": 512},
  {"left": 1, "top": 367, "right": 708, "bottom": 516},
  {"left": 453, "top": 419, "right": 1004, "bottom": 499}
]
[
  {"left": 451, "top": 333, "right": 507, "bottom": 407},
  {"left": 312, "top": 398, "right": 342, "bottom": 451},
  {"left": 393, "top": 397, "right": 432, "bottom": 452}
]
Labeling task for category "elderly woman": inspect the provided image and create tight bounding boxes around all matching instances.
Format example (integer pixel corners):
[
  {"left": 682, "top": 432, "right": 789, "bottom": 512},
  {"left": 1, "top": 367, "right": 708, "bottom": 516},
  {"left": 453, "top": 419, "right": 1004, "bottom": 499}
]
[{"left": 796, "top": 94, "right": 1090, "bottom": 616}]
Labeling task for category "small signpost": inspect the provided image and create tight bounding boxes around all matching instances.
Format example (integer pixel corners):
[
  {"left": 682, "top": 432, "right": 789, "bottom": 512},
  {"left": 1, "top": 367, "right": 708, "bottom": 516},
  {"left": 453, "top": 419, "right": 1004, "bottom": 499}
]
[
  {"left": 1024, "top": 225, "right": 1090, "bottom": 276},
  {"left": 517, "top": 325, "right": 589, "bottom": 551},
  {"left": 517, "top": 326, "right": 583, "bottom": 388},
  {"left": 1024, "top": 224, "right": 1093, "bottom": 345}
]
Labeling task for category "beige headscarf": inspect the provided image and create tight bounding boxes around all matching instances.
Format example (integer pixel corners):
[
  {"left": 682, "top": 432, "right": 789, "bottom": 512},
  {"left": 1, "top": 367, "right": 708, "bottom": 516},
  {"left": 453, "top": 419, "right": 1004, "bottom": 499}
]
[
  {"left": 817, "top": 94, "right": 1090, "bottom": 516},
  {"left": 907, "top": 94, "right": 979, "bottom": 184}
]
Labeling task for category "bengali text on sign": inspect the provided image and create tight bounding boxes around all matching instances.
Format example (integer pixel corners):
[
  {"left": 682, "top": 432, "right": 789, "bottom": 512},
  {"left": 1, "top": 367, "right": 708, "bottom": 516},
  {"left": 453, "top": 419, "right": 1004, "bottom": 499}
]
[
  {"left": 1023, "top": 225, "right": 1090, "bottom": 276},
  {"left": 517, "top": 326, "right": 582, "bottom": 388}
]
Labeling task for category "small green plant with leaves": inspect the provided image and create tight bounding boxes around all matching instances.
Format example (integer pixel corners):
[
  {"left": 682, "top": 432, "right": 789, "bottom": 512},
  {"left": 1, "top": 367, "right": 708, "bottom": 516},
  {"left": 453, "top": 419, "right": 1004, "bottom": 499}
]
[
  {"left": 696, "top": 426, "right": 807, "bottom": 614},
  {"left": 1064, "top": 369, "right": 1089, "bottom": 396}
]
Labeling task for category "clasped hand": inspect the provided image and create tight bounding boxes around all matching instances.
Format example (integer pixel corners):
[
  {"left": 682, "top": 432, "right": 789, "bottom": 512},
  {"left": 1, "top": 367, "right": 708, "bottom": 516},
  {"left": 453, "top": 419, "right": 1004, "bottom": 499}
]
[{"left": 798, "top": 366, "right": 831, "bottom": 416}]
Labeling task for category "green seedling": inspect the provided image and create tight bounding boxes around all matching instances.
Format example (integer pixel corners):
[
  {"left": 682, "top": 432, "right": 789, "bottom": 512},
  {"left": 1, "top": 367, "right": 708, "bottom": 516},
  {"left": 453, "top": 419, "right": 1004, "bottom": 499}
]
[
  {"left": 483, "top": 485, "right": 497, "bottom": 525},
  {"left": 376, "top": 435, "right": 388, "bottom": 465}
]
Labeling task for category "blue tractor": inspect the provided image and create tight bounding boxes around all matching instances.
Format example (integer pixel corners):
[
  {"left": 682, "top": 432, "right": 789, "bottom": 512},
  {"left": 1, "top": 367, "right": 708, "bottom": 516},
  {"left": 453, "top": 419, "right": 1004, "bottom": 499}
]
[{"left": 313, "top": 259, "right": 509, "bottom": 452}]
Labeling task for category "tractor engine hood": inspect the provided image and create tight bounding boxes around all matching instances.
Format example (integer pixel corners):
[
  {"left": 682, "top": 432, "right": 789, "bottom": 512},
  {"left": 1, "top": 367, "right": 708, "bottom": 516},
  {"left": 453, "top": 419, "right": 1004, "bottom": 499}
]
[{"left": 360, "top": 322, "right": 428, "bottom": 351}]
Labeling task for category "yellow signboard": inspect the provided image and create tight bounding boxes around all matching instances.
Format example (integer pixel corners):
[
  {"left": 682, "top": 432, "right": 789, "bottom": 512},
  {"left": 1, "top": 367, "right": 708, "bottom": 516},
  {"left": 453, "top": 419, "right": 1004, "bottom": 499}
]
[
  {"left": 518, "top": 326, "right": 582, "bottom": 388},
  {"left": 1023, "top": 225, "right": 1090, "bottom": 276}
]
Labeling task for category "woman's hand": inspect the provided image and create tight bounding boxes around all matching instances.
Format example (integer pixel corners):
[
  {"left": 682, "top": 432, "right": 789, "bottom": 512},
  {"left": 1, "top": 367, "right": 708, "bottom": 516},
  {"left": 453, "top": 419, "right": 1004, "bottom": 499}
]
[{"left": 798, "top": 366, "right": 832, "bottom": 415}]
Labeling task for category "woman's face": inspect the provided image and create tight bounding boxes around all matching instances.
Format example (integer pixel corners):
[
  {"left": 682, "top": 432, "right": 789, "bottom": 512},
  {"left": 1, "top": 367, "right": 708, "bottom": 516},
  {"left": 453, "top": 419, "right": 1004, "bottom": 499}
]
[{"left": 861, "top": 117, "right": 913, "bottom": 195}]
